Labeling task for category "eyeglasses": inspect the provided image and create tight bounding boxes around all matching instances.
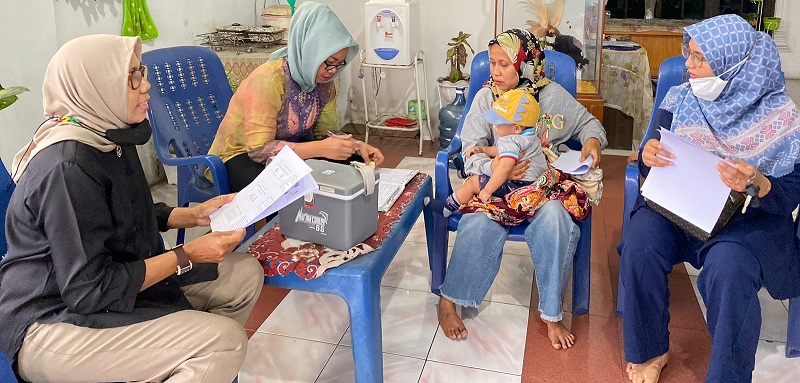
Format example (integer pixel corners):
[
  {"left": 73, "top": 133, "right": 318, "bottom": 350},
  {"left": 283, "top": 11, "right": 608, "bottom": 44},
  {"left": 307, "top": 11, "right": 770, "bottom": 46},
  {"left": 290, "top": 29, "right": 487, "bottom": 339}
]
[
  {"left": 681, "top": 43, "right": 707, "bottom": 66},
  {"left": 128, "top": 65, "right": 148, "bottom": 90},
  {"left": 324, "top": 59, "right": 346, "bottom": 72}
]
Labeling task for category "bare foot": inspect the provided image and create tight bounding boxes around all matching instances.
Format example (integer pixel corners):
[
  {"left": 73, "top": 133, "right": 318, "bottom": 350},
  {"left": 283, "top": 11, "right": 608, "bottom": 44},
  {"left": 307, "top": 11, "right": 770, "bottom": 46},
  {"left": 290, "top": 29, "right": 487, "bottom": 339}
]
[
  {"left": 626, "top": 353, "right": 669, "bottom": 383},
  {"left": 540, "top": 317, "right": 575, "bottom": 349},
  {"left": 438, "top": 296, "right": 468, "bottom": 340}
]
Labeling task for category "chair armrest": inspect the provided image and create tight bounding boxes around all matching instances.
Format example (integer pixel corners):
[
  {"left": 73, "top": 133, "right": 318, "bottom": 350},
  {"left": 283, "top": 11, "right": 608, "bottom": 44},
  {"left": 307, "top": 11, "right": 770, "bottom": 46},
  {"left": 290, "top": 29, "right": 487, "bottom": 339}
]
[
  {"left": 622, "top": 161, "right": 640, "bottom": 229},
  {"left": 435, "top": 150, "right": 454, "bottom": 202},
  {"left": 161, "top": 154, "right": 230, "bottom": 196}
]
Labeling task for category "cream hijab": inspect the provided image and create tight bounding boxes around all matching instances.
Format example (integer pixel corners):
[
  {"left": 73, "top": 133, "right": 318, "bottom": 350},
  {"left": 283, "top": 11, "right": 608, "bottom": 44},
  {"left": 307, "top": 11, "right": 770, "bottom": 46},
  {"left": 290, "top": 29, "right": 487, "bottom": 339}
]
[{"left": 12, "top": 34, "right": 142, "bottom": 182}]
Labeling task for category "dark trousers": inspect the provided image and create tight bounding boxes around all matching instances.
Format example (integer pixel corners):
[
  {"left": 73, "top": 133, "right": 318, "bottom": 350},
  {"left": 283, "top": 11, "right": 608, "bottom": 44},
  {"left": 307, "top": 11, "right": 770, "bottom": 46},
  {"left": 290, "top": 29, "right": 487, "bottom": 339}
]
[
  {"left": 224, "top": 153, "right": 266, "bottom": 193},
  {"left": 619, "top": 205, "right": 762, "bottom": 383}
]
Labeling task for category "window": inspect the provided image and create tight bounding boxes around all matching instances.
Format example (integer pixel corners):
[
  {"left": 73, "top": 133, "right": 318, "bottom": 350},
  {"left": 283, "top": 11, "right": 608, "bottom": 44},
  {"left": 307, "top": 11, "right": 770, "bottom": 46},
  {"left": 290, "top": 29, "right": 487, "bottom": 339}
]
[{"left": 606, "top": 0, "right": 775, "bottom": 20}]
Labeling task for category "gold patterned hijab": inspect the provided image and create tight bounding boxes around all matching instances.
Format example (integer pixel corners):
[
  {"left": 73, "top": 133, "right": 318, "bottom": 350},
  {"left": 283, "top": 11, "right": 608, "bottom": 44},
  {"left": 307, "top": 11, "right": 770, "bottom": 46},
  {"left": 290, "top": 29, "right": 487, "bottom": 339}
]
[
  {"left": 12, "top": 35, "right": 142, "bottom": 182},
  {"left": 486, "top": 29, "right": 551, "bottom": 99}
]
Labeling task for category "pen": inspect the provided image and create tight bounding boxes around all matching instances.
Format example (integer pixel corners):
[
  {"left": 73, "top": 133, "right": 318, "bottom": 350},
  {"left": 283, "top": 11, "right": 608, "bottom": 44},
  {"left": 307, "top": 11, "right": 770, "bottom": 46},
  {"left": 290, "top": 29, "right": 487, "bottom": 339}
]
[{"left": 327, "top": 131, "right": 362, "bottom": 155}]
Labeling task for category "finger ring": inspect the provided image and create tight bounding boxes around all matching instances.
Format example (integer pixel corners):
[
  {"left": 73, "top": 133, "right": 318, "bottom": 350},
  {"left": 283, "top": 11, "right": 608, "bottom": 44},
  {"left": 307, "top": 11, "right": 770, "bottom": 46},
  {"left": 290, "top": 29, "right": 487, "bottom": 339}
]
[{"left": 748, "top": 173, "right": 757, "bottom": 183}]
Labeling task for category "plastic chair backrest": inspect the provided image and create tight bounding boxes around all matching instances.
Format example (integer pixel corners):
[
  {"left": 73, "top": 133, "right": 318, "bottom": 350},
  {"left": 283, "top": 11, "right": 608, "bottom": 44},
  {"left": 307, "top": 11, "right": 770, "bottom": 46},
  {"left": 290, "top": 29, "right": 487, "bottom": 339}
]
[
  {"left": 1, "top": 157, "right": 15, "bottom": 258},
  {"left": 543, "top": 50, "right": 578, "bottom": 97},
  {"left": 640, "top": 56, "right": 689, "bottom": 146},
  {"left": 449, "top": 49, "right": 578, "bottom": 154},
  {"left": 143, "top": 46, "right": 233, "bottom": 184}
]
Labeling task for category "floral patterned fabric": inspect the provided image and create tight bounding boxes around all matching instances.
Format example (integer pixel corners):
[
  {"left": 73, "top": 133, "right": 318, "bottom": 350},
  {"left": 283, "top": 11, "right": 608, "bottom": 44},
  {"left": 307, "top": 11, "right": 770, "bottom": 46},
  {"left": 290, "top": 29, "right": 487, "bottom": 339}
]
[
  {"left": 458, "top": 166, "right": 592, "bottom": 226},
  {"left": 601, "top": 47, "right": 654, "bottom": 149},
  {"left": 246, "top": 173, "right": 427, "bottom": 279}
]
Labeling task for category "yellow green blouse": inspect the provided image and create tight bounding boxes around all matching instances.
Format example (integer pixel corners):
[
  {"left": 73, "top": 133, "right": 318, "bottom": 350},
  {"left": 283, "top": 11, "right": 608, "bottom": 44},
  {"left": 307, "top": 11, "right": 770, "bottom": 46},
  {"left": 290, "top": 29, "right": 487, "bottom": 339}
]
[{"left": 208, "top": 57, "right": 338, "bottom": 165}]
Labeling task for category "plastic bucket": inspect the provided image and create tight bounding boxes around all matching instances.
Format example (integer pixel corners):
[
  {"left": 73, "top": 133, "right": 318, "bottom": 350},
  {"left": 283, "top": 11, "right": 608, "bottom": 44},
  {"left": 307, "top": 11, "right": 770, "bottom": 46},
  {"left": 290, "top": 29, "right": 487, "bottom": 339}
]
[
  {"left": 763, "top": 17, "right": 781, "bottom": 31},
  {"left": 407, "top": 99, "right": 427, "bottom": 121}
]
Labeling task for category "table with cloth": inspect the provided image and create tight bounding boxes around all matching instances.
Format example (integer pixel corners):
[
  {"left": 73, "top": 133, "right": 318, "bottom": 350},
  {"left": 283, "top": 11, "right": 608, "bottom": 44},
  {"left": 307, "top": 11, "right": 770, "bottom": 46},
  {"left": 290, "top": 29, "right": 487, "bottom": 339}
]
[
  {"left": 601, "top": 46, "right": 655, "bottom": 150},
  {"left": 238, "top": 174, "right": 433, "bottom": 383}
]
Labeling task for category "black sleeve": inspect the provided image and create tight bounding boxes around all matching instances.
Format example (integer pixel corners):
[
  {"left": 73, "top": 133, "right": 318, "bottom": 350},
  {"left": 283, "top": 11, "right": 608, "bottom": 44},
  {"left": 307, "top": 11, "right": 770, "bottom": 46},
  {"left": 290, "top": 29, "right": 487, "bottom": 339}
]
[
  {"left": 154, "top": 202, "right": 174, "bottom": 232},
  {"left": 31, "top": 162, "right": 145, "bottom": 314}
]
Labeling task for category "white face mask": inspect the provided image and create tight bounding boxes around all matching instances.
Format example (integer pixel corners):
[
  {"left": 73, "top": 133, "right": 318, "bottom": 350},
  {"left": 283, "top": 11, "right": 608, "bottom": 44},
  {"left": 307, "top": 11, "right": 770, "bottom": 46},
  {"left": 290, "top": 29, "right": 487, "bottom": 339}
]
[{"left": 688, "top": 56, "right": 748, "bottom": 101}]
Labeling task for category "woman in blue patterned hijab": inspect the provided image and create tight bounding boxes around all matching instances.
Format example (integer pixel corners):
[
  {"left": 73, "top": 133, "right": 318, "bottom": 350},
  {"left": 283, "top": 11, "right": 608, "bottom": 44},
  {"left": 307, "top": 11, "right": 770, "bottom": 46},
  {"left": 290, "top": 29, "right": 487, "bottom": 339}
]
[
  {"left": 619, "top": 14, "right": 800, "bottom": 383},
  {"left": 662, "top": 14, "right": 800, "bottom": 177}
]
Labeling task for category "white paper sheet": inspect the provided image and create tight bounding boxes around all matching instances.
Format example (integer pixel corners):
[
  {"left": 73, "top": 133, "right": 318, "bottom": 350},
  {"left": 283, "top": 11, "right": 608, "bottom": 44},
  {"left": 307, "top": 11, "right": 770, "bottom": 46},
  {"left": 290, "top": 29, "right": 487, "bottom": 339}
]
[
  {"left": 640, "top": 129, "right": 731, "bottom": 233},
  {"left": 376, "top": 168, "right": 418, "bottom": 212},
  {"left": 551, "top": 150, "right": 594, "bottom": 174},
  {"left": 210, "top": 146, "right": 318, "bottom": 231}
]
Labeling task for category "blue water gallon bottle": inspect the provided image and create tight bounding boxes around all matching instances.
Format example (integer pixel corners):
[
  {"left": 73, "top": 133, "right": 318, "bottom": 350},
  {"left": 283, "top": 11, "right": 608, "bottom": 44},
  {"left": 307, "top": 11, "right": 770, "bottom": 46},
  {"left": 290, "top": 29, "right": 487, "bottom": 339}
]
[{"left": 437, "top": 87, "right": 466, "bottom": 151}]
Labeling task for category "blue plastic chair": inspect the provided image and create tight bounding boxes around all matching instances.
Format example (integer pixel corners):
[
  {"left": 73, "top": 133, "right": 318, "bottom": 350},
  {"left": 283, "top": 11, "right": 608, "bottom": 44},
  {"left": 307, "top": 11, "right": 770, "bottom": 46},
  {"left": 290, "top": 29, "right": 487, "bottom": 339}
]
[
  {"left": 143, "top": 46, "right": 254, "bottom": 245},
  {"left": 616, "top": 57, "right": 800, "bottom": 358},
  {"left": 621, "top": 56, "right": 689, "bottom": 230},
  {"left": 430, "top": 49, "right": 592, "bottom": 316},
  {"left": 1, "top": 158, "right": 14, "bottom": 261},
  {"left": 1, "top": 158, "right": 18, "bottom": 382}
]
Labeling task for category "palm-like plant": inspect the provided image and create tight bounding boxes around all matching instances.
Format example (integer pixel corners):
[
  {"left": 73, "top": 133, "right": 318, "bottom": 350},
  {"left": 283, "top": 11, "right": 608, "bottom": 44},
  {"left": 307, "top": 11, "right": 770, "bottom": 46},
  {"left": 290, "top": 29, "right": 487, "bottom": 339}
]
[
  {"left": 0, "top": 84, "right": 29, "bottom": 111},
  {"left": 444, "top": 31, "right": 475, "bottom": 83}
]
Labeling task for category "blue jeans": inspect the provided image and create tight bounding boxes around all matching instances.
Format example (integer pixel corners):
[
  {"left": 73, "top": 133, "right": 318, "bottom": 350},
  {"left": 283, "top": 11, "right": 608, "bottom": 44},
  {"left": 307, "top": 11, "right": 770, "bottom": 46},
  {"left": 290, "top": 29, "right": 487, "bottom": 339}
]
[{"left": 439, "top": 200, "right": 579, "bottom": 321}]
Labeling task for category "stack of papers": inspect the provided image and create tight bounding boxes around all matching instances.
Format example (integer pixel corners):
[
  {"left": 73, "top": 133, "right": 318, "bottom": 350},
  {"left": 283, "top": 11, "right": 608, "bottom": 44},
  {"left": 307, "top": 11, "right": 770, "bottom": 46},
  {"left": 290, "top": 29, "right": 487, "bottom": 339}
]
[
  {"left": 551, "top": 150, "right": 594, "bottom": 175},
  {"left": 209, "top": 146, "right": 318, "bottom": 231},
  {"left": 377, "top": 168, "right": 418, "bottom": 212},
  {"left": 640, "top": 129, "right": 731, "bottom": 234}
]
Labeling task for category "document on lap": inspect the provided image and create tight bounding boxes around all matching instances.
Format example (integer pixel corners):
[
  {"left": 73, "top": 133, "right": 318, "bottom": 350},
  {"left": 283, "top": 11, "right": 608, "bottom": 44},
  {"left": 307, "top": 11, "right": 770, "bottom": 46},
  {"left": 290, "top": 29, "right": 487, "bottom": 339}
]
[
  {"left": 551, "top": 150, "right": 594, "bottom": 174},
  {"left": 640, "top": 128, "right": 731, "bottom": 233},
  {"left": 210, "top": 146, "right": 318, "bottom": 231}
]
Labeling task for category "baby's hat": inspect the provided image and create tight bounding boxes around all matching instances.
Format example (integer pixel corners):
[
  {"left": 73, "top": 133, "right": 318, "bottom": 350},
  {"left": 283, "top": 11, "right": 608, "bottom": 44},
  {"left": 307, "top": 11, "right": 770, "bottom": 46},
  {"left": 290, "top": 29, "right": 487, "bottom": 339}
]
[{"left": 483, "top": 88, "right": 540, "bottom": 127}]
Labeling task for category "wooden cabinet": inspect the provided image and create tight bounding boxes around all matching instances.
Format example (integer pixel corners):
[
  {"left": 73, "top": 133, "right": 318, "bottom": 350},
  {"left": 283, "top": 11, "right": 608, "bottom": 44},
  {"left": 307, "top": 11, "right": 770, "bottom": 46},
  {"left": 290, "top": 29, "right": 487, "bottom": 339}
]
[
  {"left": 605, "top": 19, "right": 692, "bottom": 78},
  {"left": 608, "top": 30, "right": 682, "bottom": 78},
  {"left": 578, "top": 93, "right": 604, "bottom": 123}
]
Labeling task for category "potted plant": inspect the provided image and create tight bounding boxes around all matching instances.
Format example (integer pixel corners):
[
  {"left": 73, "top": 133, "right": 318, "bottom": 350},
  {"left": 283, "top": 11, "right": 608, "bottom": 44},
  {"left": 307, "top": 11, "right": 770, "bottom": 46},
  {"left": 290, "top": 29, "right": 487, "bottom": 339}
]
[
  {"left": 0, "top": 84, "right": 29, "bottom": 111},
  {"left": 436, "top": 31, "right": 474, "bottom": 109}
]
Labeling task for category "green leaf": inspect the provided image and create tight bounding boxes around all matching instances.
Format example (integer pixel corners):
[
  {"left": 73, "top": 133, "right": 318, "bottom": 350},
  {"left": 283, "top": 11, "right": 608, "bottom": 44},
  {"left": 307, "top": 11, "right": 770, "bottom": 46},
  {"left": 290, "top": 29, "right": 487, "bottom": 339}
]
[
  {"left": 0, "top": 86, "right": 29, "bottom": 100},
  {"left": 0, "top": 86, "right": 28, "bottom": 111},
  {"left": 0, "top": 95, "right": 18, "bottom": 111}
]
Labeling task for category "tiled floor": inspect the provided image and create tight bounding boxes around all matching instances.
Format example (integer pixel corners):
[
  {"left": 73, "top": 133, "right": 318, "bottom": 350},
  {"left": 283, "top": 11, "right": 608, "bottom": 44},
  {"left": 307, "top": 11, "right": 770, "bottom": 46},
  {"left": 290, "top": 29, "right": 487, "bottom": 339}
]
[{"left": 151, "top": 132, "right": 800, "bottom": 382}]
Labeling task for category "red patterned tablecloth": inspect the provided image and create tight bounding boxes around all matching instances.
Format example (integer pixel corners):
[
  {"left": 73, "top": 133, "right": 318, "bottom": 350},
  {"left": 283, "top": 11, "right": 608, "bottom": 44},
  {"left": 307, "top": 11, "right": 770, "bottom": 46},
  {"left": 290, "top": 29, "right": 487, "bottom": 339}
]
[{"left": 246, "top": 173, "right": 427, "bottom": 279}]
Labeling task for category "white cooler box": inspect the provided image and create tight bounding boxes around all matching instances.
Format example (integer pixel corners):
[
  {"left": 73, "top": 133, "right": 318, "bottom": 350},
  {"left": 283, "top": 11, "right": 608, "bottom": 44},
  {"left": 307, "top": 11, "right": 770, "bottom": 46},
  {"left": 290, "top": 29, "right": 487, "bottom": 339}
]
[{"left": 279, "top": 160, "right": 379, "bottom": 250}]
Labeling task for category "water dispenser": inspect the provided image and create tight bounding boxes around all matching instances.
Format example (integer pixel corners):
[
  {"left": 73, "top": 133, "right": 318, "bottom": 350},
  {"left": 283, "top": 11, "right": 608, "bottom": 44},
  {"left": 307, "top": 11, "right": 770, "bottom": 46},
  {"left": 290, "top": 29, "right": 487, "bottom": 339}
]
[{"left": 364, "top": 0, "right": 418, "bottom": 66}]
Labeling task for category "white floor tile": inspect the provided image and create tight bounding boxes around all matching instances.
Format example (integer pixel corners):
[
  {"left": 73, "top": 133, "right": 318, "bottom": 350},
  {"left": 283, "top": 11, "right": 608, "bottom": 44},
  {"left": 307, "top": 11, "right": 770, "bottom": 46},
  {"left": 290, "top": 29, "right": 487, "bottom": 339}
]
[
  {"left": 688, "top": 275, "right": 707, "bottom": 321},
  {"left": 428, "top": 302, "right": 529, "bottom": 375},
  {"left": 758, "top": 288, "right": 790, "bottom": 343},
  {"left": 502, "top": 241, "right": 531, "bottom": 257},
  {"left": 239, "top": 332, "right": 336, "bottom": 383},
  {"left": 316, "top": 346, "right": 426, "bottom": 383},
  {"left": 395, "top": 157, "right": 436, "bottom": 176},
  {"left": 684, "top": 262, "right": 700, "bottom": 277},
  {"left": 486, "top": 253, "right": 534, "bottom": 307},
  {"left": 752, "top": 340, "right": 800, "bottom": 383},
  {"left": 256, "top": 290, "right": 350, "bottom": 344},
  {"left": 382, "top": 241, "right": 440, "bottom": 292},
  {"left": 419, "top": 361, "right": 521, "bottom": 383},
  {"left": 688, "top": 276, "right": 791, "bottom": 343},
  {"left": 341, "top": 287, "right": 440, "bottom": 359}
]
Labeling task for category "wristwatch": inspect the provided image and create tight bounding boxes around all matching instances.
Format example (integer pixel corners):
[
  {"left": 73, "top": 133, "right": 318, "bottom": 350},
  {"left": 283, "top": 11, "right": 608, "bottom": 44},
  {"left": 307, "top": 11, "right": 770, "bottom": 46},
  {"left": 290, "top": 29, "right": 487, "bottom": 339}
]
[{"left": 172, "top": 244, "right": 193, "bottom": 275}]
